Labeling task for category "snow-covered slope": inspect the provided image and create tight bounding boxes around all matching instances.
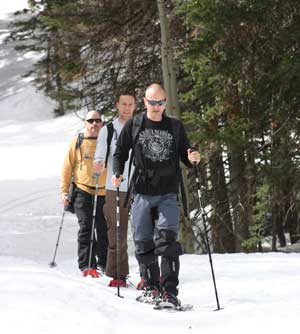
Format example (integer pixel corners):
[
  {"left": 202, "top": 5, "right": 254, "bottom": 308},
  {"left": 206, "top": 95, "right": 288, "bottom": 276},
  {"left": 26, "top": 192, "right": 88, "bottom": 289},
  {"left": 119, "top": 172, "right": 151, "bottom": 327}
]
[
  {"left": 0, "top": 2, "right": 55, "bottom": 122},
  {"left": 1, "top": 2, "right": 300, "bottom": 334}
]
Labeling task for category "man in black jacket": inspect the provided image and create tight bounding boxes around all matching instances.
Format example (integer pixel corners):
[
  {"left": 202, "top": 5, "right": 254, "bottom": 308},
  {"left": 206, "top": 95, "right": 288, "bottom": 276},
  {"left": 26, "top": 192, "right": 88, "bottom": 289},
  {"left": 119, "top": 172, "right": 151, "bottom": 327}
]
[{"left": 112, "top": 83, "right": 200, "bottom": 308}]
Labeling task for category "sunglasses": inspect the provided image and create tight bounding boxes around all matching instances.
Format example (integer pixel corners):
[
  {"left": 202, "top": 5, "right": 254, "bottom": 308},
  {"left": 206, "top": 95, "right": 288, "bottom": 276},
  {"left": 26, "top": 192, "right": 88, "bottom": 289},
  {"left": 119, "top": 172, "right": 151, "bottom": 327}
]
[
  {"left": 86, "top": 118, "right": 102, "bottom": 124},
  {"left": 146, "top": 99, "right": 166, "bottom": 106}
]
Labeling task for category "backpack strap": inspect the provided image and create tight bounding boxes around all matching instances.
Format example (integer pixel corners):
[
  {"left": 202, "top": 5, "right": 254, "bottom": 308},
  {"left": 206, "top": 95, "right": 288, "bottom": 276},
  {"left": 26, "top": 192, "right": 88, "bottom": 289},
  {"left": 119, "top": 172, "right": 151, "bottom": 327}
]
[
  {"left": 128, "top": 114, "right": 144, "bottom": 180},
  {"left": 124, "top": 114, "right": 145, "bottom": 208},
  {"left": 169, "top": 117, "right": 188, "bottom": 217},
  {"left": 75, "top": 133, "right": 98, "bottom": 150},
  {"left": 75, "top": 132, "right": 84, "bottom": 150},
  {"left": 169, "top": 117, "right": 180, "bottom": 154},
  {"left": 75, "top": 133, "right": 97, "bottom": 171},
  {"left": 75, "top": 133, "right": 85, "bottom": 170},
  {"left": 105, "top": 122, "right": 114, "bottom": 168}
]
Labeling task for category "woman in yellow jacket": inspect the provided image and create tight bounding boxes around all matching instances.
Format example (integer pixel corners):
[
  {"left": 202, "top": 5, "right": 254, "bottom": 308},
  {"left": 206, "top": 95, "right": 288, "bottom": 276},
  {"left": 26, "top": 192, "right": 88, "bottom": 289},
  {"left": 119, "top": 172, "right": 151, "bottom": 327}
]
[{"left": 61, "top": 110, "right": 108, "bottom": 277}]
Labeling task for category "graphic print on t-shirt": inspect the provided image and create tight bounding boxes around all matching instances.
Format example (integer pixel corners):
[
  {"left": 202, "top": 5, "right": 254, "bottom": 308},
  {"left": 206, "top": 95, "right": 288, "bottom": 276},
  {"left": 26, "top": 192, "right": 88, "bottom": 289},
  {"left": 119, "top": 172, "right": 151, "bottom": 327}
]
[
  {"left": 138, "top": 129, "right": 173, "bottom": 162},
  {"left": 83, "top": 147, "right": 95, "bottom": 160}
]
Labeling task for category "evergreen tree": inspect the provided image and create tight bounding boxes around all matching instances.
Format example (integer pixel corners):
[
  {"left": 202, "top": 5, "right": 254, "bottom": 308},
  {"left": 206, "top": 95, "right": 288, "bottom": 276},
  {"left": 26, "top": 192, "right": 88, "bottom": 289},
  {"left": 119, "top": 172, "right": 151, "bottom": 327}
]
[
  {"left": 9, "top": 0, "right": 165, "bottom": 115},
  {"left": 180, "top": 0, "right": 300, "bottom": 251}
]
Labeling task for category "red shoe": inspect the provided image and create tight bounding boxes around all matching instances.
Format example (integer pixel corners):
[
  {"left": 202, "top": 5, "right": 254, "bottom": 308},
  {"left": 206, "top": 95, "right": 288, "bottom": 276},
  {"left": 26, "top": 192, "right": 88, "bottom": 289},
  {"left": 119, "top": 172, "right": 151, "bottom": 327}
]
[
  {"left": 108, "top": 278, "right": 128, "bottom": 287},
  {"left": 82, "top": 268, "right": 100, "bottom": 278},
  {"left": 136, "top": 277, "right": 145, "bottom": 290}
]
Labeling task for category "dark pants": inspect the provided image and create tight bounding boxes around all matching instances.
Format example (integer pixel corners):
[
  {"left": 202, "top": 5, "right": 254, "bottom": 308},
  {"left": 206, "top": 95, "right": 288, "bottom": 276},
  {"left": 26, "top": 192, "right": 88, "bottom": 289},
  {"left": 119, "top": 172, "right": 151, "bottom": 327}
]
[
  {"left": 131, "top": 193, "right": 183, "bottom": 295},
  {"left": 74, "top": 188, "right": 108, "bottom": 271}
]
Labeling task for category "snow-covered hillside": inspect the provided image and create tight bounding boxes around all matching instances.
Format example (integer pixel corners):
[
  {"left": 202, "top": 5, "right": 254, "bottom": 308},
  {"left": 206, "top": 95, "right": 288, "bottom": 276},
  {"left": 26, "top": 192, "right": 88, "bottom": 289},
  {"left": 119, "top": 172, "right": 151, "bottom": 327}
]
[{"left": 1, "top": 2, "right": 300, "bottom": 334}]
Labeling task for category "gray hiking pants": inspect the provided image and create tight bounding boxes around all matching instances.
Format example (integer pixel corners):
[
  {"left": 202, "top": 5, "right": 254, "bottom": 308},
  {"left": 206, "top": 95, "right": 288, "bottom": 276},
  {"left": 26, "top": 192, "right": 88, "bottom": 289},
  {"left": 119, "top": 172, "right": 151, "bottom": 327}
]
[
  {"left": 131, "top": 193, "right": 180, "bottom": 241},
  {"left": 131, "top": 193, "right": 182, "bottom": 295}
]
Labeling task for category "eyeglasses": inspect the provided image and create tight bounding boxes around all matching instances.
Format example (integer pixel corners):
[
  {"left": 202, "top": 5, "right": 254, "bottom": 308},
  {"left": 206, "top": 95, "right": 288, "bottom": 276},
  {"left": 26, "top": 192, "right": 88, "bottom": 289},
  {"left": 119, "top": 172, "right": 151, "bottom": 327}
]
[
  {"left": 86, "top": 118, "right": 102, "bottom": 124},
  {"left": 146, "top": 99, "right": 166, "bottom": 106}
]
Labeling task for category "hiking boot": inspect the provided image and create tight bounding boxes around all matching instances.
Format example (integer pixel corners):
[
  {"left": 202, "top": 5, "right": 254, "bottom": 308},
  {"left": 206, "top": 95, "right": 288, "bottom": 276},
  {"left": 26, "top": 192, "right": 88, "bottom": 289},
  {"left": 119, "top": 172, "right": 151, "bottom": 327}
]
[
  {"left": 82, "top": 268, "right": 100, "bottom": 278},
  {"left": 160, "top": 291, "right": 181, "bottom": 308},
  {"left": 108, "top": 278, "right": 128, "bottom": 287},
  {"left": 136, "top": 287, "right": 161, "bottom": 304}
]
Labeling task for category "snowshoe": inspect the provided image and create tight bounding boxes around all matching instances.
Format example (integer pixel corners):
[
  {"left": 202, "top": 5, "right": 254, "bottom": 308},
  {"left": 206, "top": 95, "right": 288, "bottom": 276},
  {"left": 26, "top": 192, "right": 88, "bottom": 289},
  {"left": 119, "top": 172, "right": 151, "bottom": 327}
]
[
  {"left": 153, "top": 292, "right": 194, "bottom": 311},
  {"left": 136, "top": 287, "right": 161, "bottom": 304},
  {"left": 108, "top": 278, "right": 128, "bottom": 287},
  {"left": 82, "top": 268, "right": 100, "bottom": 278},
  {"left": 154, "top": 292, "right": 181, "bottom": 310}
]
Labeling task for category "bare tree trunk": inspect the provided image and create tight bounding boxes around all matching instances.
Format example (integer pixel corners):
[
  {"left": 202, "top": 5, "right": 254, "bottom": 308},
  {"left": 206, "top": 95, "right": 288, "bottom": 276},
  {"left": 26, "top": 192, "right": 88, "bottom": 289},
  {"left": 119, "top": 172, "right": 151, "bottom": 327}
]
[
  {"left": 245, "top": 143, "right": 259, "bottom": 251},
  {"left": 179, "top": 169, "right": 196, "bottom": 254},
  {"left": 209, "top": 146, "right": 235, "bottom": 252},
  {"left": 157, "top": 0, "right": 194, "bottom": 252},
  {"left": 285, "top": 199, "right": 300, "bottom": 243},
  {"left": 53, "top": 73, "right": 65, "bottom": 117},
  {"left": 157, "top": 0, "right": 180, "bottom": 117},
  {"left": 228, "top": 144, "right": 251, "bottom": 252}
]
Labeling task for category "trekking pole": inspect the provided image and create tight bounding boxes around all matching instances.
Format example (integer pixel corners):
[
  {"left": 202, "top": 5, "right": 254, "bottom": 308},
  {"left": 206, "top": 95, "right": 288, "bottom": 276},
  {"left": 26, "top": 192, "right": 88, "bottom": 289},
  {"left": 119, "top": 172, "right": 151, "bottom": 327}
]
[
  {"left": 87, "top": 174, "right": 100, "bottom": 275},
  {"left": 115, "top": 177, "right": 123, "bottom": 298},
  {"left": 49, "top": 210, "right": 66, "bottom": 268},
  {"left": 193, "top": 163, "right": 222, "bottom": 311}
]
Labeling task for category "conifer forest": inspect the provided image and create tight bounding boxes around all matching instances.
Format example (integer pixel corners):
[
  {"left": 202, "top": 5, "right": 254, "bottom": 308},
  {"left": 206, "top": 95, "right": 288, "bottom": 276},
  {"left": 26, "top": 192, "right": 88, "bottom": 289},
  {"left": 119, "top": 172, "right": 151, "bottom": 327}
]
[{"left": 9, "top": 0, "right": 300, "bottom": 253}]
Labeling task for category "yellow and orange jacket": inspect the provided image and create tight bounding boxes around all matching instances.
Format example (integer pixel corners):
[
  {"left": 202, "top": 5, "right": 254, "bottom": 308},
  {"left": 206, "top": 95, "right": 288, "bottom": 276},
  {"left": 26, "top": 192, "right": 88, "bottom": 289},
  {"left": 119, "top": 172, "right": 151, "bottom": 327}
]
[{"left": 61, "top": 133, "right": 107, "bottom": 196}]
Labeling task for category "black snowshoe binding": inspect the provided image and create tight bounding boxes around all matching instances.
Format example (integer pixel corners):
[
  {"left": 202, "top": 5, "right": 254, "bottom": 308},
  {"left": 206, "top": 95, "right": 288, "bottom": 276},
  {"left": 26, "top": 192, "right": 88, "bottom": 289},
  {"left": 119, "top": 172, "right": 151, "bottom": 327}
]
[
  {"left": 136, "top": 287, "right": 161, "bottom": 304},
  {"left": 154, "top": 292, "right": 181, "bottom": 309},
  {"left": 136, "top": 260, "right": 161, "bottom": 304}
]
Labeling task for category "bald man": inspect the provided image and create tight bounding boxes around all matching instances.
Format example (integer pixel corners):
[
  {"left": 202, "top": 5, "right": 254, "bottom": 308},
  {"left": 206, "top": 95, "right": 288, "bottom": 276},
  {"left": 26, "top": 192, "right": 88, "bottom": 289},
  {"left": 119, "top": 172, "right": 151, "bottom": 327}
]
[
  {"left": 61, "top": 110, "right": 108, "bottom": 278},
  {"left": 112, "top": 84, "right": 200, "bottom": 308}
]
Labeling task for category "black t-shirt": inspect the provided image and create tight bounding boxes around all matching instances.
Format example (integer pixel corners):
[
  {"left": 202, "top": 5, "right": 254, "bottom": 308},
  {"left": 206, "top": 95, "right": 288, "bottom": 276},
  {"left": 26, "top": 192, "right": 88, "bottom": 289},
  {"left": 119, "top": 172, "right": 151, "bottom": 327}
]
[
  {"left": 134, "top": 116, "right": 178, "bottom": 195},
  {"left": 113, "top": 114, "right": 191, "bottom": 196}
]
